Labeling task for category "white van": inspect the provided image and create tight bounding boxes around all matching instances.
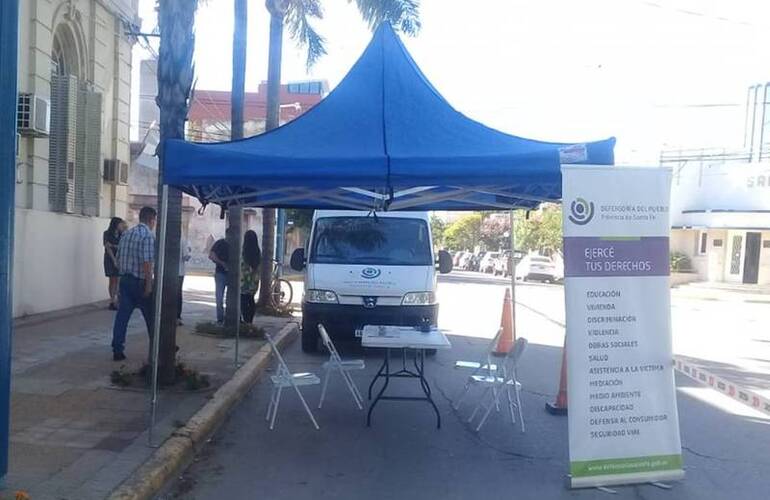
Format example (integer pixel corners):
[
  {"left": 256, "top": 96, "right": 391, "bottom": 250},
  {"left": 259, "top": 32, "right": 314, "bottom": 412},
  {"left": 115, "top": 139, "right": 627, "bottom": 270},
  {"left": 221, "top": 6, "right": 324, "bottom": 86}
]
[{"left": 290, "top": 210, "right": 453, "bottom": 352}]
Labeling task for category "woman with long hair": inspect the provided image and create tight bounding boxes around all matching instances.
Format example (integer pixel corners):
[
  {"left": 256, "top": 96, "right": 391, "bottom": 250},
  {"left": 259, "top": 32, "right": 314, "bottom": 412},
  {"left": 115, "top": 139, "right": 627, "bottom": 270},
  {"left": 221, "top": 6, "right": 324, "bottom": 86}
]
[
  {"left": 240, "top": 230, "right": 262, "bottom": 323},
  {"left": 103, "top": 217, "right": 126, "bottom": 310}
]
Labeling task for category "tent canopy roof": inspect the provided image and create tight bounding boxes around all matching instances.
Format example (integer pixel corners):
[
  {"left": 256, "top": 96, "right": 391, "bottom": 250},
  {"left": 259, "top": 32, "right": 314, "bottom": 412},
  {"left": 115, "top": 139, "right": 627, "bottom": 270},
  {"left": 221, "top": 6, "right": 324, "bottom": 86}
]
[{"left": 164, "top": 24, "right": 615, "bottom": 211}]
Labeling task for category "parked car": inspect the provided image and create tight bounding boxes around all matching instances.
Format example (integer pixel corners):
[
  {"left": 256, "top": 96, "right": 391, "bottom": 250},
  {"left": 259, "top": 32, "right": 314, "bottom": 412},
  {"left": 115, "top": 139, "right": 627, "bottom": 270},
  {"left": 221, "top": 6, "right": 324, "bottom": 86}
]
[
  {"left": 467, "top": 252, "right": 482, "bottom": 271},
  {"left": 496, "top": 250, "right": 525, "bottom": 277},
  {"left": 494, "top": 251, "right": 510, "bottom": 276},
  {"left": 479, "top": 251, "right": 500, "bottom": 274},
  {"left": 515, "top": 254, "right": 561, "bottom": 283},
  {"left": 458, "top": 251, "right": 473, "bottom": 270}
]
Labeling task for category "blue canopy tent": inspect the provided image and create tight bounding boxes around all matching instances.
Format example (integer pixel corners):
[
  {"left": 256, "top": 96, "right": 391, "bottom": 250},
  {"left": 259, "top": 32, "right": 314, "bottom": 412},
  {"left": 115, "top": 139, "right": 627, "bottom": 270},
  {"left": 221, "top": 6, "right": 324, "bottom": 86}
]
[
  {"left": 149, "top": 24, "right": 616, "bottom": 440},
  {"left": 164, "top": 24, "right": 615, "bottom": 211}
]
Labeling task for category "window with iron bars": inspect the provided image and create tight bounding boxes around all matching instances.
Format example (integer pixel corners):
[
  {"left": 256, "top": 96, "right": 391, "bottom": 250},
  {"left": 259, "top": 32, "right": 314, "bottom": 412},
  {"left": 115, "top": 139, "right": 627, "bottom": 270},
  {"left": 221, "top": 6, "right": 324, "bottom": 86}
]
[{"left": 48, "top": 72, "right": 102, "bottom": 216}]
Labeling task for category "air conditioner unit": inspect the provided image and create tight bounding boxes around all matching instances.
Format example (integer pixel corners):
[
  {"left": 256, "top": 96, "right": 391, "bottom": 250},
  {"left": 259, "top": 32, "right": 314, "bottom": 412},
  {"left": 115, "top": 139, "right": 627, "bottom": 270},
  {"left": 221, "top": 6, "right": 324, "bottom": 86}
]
[
  {"left": 17, "top": 93, "right": 51, "bottom": 137},
  {"left": 104, "top": 159, "right": 129, "bottom": 185}
]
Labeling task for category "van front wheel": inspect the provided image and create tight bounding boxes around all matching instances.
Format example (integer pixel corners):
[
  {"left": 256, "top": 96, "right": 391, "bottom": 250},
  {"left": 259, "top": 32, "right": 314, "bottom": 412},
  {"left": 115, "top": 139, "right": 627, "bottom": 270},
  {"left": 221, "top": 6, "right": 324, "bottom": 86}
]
[{"left": 301, "top": 317, "right": 320, "bottom": 353}]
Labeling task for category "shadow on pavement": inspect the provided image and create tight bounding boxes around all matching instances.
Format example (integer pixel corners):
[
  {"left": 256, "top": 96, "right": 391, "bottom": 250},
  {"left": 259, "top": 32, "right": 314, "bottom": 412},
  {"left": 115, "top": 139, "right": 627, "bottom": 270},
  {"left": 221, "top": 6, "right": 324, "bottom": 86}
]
[{"left": 165, "top": 333, "right": 770, "bottom": 500}]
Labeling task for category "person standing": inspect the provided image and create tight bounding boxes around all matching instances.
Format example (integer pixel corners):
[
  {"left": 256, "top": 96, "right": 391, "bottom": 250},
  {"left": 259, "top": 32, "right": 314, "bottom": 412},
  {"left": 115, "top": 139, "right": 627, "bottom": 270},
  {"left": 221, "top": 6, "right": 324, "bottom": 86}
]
[
  {"left": 177, "top": 238, "right": 191, "bottom": 326},
  {"left": 209, "top": 237, "right": 230, "bottom": 324},
  {"left": 240, "top": 230, "right": 261, "bottom": 324},
  {"left": 103, "top": 217, "right": 126, "bottom": 310},
  {"left": 111, "top": 207, "right": 157, "bottom": 361}
]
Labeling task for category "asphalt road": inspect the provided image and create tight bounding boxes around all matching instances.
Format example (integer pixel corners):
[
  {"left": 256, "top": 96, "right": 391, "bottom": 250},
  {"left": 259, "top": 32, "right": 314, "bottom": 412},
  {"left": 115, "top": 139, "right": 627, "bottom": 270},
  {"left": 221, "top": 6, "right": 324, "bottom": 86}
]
[{"left": 168, "top": 272, "right": 770, "bottom": 499}]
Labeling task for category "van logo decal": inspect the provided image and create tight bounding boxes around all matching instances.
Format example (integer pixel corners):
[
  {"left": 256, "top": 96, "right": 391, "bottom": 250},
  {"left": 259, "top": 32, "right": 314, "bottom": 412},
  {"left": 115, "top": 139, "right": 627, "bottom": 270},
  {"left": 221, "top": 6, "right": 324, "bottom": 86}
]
[{"left": 361, "top": 267, "right": 381, "bottom": 279}]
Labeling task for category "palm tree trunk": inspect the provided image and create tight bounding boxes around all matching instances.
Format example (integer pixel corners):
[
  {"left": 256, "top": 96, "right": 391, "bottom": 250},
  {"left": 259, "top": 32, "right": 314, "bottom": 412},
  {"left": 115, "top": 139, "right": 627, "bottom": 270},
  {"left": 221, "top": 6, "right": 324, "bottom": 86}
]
[
  {"left": 156, "top": 0, "right": 197, "bottom": 384},
  {"left": 226, "top": 0, "right": 247, "bottom": 327},
  {"left": 257, "top": 8, "right": 284, "bottom": 307}
]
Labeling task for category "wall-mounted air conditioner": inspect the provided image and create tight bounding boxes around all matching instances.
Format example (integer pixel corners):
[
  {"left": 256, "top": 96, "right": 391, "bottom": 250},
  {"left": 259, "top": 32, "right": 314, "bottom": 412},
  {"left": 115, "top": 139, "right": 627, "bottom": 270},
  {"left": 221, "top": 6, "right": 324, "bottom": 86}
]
[
  {"left": 17, "top": 93, "right": 51, "bottom": 137},
  {"left": 104, "top": 159, "right": 129, "bottom": 185}
]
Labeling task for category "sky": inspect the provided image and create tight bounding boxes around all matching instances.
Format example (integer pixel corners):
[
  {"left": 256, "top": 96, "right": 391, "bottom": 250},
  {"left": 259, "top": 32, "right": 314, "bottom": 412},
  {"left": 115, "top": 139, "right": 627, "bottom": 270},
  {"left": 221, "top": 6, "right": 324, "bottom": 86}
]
[{"left": 131, "top": 0, "right": 770, "bottom": 164}]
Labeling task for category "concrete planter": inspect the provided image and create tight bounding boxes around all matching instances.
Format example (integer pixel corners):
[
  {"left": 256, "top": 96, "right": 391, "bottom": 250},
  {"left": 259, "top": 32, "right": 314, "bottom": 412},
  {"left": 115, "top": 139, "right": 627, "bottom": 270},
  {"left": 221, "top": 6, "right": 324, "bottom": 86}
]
[{"left": 670, "top": 271, "right": 700, "bottom": 287}]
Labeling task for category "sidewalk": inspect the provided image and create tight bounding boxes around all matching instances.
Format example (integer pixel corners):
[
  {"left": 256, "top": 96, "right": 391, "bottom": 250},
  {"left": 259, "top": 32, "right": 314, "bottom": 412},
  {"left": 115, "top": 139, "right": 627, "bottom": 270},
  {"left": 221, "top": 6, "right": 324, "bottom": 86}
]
[{"left": 2, "top": 280, "right": 295, "bottom": 500}]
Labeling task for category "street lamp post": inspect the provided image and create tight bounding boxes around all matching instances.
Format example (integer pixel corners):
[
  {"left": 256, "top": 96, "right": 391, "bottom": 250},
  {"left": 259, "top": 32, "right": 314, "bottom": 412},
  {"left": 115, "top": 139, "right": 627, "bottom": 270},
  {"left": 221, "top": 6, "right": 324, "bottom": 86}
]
[{"left": 0, "top": 0, "right": 19, "bottom": 480}]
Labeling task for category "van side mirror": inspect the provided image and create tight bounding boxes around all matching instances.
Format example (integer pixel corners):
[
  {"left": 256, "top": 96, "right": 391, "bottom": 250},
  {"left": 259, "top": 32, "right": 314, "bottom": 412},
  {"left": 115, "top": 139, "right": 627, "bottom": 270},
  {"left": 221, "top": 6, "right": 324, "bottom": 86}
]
[
  {"left": 437, "top": 250, "right": 453, "bottom": 274},
  {"left": 290, "top": 248, "right": 306, "bottom": 271}
]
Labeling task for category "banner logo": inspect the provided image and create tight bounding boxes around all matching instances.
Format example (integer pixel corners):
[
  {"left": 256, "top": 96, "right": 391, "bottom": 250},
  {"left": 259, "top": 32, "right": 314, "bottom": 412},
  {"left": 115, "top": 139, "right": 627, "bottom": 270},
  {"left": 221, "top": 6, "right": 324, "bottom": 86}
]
[
  {"left": 361, "top": 267, "right": 381, "bottom": 279},
  {"left": 569, "top": 198, "right": 595, "bottom": 225}
]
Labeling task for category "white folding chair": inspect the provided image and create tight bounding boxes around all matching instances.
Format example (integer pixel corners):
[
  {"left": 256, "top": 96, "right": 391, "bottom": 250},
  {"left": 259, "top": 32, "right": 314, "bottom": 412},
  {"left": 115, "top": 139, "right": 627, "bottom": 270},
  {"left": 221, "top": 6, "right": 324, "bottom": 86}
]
[
  {"left": 453, "top": 328, "right": 503, "bottom": 410},
  {"left": 265, "top": 333, "right": 321, "bottom": 430},
  {"left": 467, "top": 337, "right": 527, "bottom": 433},
  {"left": 317, "top": 324, "right": 365, "bottom": 410}
]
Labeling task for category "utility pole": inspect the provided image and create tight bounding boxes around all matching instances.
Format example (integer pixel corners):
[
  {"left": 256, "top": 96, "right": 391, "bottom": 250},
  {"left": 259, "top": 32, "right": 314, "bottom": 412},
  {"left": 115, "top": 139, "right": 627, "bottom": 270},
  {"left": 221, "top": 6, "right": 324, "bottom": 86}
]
[{"left": 0, "top": 0, "right": 19, "bottom": 480}]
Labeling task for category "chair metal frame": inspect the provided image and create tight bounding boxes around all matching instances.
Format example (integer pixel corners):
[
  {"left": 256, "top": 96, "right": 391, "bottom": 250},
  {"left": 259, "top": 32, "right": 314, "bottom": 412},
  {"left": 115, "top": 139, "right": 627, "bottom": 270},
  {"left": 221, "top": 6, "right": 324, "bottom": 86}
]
[
  {"left": 317, "top": 324, "right": 365, "bottom": 410},
  {"left": 466, "top": 337, "right": 527, "bottom": 433},
  {"left": 265, "top": 332, "right": 321, "bottom": 430},
  {"left": 453, "top": 327, "right": 503, "bottom": 410}
]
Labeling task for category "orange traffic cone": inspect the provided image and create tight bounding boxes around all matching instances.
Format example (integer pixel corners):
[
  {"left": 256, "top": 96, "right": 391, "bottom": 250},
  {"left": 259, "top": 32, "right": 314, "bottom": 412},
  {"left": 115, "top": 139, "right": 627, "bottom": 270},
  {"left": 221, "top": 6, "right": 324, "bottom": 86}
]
[
  {"left": 545, "top": 336, "right": 568, "bottom": 415},
  {"left": 494, "top": 288, "right": 515, "bottom": 355}
]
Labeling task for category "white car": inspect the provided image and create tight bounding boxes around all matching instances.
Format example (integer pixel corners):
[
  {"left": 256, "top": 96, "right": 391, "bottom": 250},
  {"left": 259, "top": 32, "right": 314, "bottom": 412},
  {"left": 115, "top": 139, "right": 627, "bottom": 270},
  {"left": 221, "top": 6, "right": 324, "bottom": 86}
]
[
  {"left": 479, "top": 252, "right": 500, "bottom": 274},
  {"left": 515, "top": 255, "right": 561, "bottom": 283},
  {"left": 291, "top": 210, "right": 453, "bottom": 352}
]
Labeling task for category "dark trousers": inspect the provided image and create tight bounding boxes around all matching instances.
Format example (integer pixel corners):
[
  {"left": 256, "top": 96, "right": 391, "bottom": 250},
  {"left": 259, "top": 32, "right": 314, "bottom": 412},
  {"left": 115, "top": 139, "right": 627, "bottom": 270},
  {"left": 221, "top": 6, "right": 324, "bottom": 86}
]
[
  {"left": 112, "top": 276, "right": 153, "bottom": 354},
  {"left": 177, "top": 275, "right": 185, "bottom": 319},
  {"left": 214, "top": 271, "right": 227, "bottom": 323},
  {"left": 241, "top": 293, "right": 256, "bottom": 324}
]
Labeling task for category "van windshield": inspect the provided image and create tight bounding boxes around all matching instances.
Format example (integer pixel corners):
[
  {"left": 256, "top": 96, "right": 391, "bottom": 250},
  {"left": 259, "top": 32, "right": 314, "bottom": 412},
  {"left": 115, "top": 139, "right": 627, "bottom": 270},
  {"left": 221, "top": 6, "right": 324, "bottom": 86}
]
[{"left": 310, "top": 217, "right": 433, "bottom": 266}]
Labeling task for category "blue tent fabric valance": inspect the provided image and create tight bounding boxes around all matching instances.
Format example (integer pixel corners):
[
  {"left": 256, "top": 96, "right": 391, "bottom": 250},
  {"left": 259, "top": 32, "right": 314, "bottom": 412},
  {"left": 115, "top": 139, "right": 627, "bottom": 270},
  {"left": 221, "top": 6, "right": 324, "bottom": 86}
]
[{"left": 163, "top": 24, "right": 615, "bottom": 211}]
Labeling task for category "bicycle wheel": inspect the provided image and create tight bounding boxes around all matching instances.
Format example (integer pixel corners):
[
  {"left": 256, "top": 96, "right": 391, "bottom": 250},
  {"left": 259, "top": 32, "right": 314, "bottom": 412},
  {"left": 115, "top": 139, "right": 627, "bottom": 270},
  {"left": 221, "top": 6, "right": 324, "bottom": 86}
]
[{"left": 271, "top": 278, "right": 294, "bottom": 309}]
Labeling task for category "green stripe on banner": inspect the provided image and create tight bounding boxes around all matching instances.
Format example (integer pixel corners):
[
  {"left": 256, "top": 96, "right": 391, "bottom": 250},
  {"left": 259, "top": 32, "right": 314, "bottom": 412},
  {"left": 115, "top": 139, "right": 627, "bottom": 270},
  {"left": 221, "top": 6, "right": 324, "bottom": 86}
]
[{"left": 571, "top": 455, "right": 683, "bottom": 477}]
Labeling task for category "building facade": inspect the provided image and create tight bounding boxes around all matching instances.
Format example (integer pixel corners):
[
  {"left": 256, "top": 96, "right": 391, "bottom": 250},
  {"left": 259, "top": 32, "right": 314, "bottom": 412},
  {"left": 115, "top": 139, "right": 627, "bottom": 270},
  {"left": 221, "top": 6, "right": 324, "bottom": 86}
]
[
  {"left": 132, "top": 59, "right": 326, "bottom": 273},
  {"left": 663, "top": 83, "right": 770, "bottom": 287},
  {"left": 668, "top": 162, "right": 770, "bottom": 286},
  {"left": 14, "top": 0, "right": 138, "bottom": 317}
]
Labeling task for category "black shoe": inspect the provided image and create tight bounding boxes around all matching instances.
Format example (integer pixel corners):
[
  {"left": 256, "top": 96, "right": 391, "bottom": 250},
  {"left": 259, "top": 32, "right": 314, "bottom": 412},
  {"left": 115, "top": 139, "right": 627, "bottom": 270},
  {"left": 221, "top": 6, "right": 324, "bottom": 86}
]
[{"left": 113, "top": 352, "right": 126, "bottom": 361}]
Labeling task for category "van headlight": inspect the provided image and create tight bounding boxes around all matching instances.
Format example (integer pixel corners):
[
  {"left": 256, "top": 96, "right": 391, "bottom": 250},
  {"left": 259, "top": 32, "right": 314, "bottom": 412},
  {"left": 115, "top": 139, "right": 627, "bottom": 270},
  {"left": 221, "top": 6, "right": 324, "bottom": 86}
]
[
  {"left": 306, "top": 289, "right": 339, "bottom": 304},
  {"left": 402, "top": 292, "right": 435, "bottom": 306}
]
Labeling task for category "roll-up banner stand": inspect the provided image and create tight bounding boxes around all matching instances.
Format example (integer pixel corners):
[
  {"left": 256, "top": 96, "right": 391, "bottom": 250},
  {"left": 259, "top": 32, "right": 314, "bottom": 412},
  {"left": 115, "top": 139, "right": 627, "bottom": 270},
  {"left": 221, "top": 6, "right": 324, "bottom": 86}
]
[{"left": 562, "top": 165, "right": 684, "bottom": 488}]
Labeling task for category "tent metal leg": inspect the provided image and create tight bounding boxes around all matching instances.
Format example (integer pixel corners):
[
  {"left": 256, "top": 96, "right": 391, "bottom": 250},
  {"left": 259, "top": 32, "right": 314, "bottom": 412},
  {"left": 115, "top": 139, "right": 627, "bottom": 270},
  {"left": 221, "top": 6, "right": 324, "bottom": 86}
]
[
  {"left": 509, "top": 209, "right": 516, "bottom": 340},
  {"left": 149, "top": 184, "right": 169, "bottom": 447}
]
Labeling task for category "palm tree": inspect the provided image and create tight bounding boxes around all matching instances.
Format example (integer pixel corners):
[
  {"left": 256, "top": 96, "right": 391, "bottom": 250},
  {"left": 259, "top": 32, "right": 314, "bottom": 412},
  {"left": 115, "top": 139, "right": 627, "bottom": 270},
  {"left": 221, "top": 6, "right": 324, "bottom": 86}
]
[
  {"left": 225, "top": 0, "right": 247, "bottom": 328},
  {"left": 156, "top": 0, "right": 198, "bottom": 383},
  {"left": 257, "top": 0, "right": 422, "bottom": 308}
]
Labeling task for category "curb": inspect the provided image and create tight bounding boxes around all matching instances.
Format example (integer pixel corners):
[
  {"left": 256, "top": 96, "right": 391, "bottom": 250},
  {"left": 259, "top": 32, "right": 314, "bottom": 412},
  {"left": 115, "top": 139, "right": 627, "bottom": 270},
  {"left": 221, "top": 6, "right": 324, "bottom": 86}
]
[
  {"left": 107, "top": 322, "right": 298, "bottom": 500},
  {"left": 674, "top": 356, "right": 770, "bottom": 416}
]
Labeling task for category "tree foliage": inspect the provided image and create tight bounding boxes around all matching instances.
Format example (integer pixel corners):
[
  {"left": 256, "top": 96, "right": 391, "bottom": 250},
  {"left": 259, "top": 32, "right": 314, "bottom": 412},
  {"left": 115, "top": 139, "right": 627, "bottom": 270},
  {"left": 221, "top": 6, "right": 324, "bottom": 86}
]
[
  {"left": 442, "top": 206, "right": 564, "bottom": 254},
  {"left": 281, "top": 0, "right": 422, "bottom": 68},
  {"left": 429, "top": 214, "right": 446, "bottom": 247},
  {"left": 480, "top": 215, "right": 510, "bottom": 249},
  {"left": 514, "top": 204, "right": 563, "bottom": 253},
  {"left": 443, "top": 213, "right": 482, "bottom": 251}
]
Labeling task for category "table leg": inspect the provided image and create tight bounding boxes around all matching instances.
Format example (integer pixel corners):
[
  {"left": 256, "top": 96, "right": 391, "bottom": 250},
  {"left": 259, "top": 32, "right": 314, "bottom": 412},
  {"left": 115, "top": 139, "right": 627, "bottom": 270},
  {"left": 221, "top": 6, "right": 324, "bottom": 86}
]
[
  {"left": 367, "top": 348, "right": 390, "bottom": 427},
  {"left": 368, "top": 351, "right": 387, "bottom": 400},
  {"left": 414, "top": 350, "right": 432, "bottom": 397},
  {"left": 417, "top": 350, "right": 441, "bottom": 429}
]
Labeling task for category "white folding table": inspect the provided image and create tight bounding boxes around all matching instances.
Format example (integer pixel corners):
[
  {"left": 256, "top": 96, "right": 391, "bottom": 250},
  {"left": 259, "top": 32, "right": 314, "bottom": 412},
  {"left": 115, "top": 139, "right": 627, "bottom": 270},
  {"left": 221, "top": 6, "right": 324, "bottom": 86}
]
[{"left": 361, "top": 325, "right": 452, "bottom": 428}]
